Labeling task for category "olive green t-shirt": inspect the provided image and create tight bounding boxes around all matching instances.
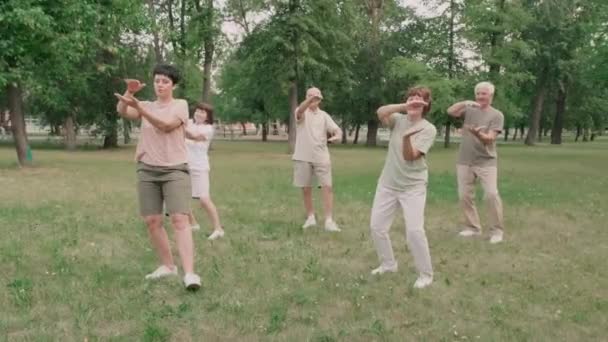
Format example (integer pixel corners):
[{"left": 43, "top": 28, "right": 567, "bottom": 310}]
[
  {"left": 378, "top": 113, "right": 437, "bottom": 191},
  {"left": 457, "top": 106, "right": 504, "bottom": 167}
]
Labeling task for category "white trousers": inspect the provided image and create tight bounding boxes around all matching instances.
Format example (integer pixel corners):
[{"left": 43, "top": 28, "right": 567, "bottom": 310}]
[{"left": 370, "top": 183, "right": 433, "bottom": 277}]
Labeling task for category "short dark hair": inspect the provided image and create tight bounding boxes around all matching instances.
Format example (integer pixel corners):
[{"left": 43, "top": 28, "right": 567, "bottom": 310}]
[
  {"left": 404, "top": 86, "right": 432, "bottom": 116},
  {"left": 152, "top": 64, "right": 181, "bottom": 85},
  {"left": 195, "top": 102, "right": 214, "bottom": 124}
]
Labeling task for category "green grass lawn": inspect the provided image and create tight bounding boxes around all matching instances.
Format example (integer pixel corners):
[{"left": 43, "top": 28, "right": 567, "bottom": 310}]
[{"left": 1, "top": 138, "right": 607, "bottom": 341}]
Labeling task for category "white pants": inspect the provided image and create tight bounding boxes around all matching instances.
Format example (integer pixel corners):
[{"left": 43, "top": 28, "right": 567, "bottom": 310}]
[{"left": 370, "top": 183, "right": 433, "bottom": 277}]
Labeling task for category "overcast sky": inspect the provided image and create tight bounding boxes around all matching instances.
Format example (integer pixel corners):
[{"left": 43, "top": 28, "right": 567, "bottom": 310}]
[{"left": 219, "top": 0, "right": 440, "bottom": 43}]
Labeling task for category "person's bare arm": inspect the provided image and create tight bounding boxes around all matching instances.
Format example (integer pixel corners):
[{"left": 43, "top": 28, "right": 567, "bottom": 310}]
[
  {"left": 402, "top": 129, "right": 424, "bottom": 161},
  {"left": 447, "top": 100, "right": 479, "bottom": 118},
  {"left": 116, "top": 91, "right": 141, "bottom": 120},
  {"left": 295, "top": 96, "right": 321, "bottom": 121},
  {"left": 468, "top": 126, "right": 498, "bottom": 145},
  {"left": 114, "top": 94, "right": 185, "bottom": 132},
  {"left": 185, "top": 125, "right": 208, "bottom": 141},
  {"left": 377, "top": 104, "right": 407, "bottom": 126},
  {"left": 116, "top": 79, "right": 146, "bottom": 120}
]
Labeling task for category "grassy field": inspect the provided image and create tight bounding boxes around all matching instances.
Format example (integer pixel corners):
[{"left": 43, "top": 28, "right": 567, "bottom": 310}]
[{"left": 1, "top": 138, "right": 607, "bottom": 341}]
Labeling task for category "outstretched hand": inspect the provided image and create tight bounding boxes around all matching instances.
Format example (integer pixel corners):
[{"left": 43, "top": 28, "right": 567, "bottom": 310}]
[
  {"left": 125, "top": 79, "right": 146, "bottom": 94},
  {"left": 114, "top": 93, "right": 141, "bottom": 109}
]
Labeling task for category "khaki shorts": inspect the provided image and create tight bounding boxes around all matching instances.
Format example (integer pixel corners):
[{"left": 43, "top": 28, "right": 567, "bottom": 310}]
[
  {"left": 137, "top": 162, "right": 191, "bottom": 216},
  {"left": 293, "top": 161, "right": 332, "bottom": 187}
]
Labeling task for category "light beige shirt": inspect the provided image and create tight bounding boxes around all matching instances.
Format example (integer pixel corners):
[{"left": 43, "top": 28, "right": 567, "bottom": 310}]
[
  {"left": 135, "top": 99, "right": 189, "bottom": 166},
  {"left": 457, "top": 106, "right": 504, "bottom": 167},
  {"left": 292, "top": 107, "right": 340, "bottom": 164},
  {"left": 379, "top": 113, "right": 437, "bottom": 191}
]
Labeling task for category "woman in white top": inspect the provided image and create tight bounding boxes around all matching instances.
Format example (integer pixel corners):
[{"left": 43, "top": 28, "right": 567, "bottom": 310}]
[{"left": 185, "top": 102, "right": 224, "bottom": 240}]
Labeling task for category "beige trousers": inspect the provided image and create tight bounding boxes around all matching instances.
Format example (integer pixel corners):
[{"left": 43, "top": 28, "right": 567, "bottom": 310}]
[
  {"left": 370, "top": 184, "right": 433, "bottom": 277},
  {"left": 456, "top": 165, "right": 504, "bottom": 234}
]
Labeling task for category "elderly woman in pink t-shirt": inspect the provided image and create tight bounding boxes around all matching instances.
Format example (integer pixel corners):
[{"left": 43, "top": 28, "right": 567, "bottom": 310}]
[{"left": 115, "top": 64, "right": 200, "bottom": 291}]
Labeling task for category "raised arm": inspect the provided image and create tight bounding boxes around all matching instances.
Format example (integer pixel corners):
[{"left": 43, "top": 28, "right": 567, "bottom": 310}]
[
  {"left": 114, "top": 94, "right": 187, "bottom": 133},
  {"left": 402, "top": 125, "right": 437, "bottom": 161},
  {"left": 185, "top": 123, "right": 209, "bottom": 141},
  {"left": 447, "top": 100, "right": 479, "bottom": 118},
  {"left": 295, "top": 96, "right": 321, "bottom": 121},
  {"left": 377, "top": 104, "right": 407, "bottom": 126},
  {"left": 116, "top": 79, "right": 146, "bottom": 120}
]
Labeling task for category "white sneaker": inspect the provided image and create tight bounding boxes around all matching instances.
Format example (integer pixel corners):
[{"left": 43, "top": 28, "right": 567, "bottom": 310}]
[
  {"left": 371, "top": 265, "right": 398, "bottom": 275},
  {"left": 184, "top": 273, "right": 201, "bottom": 291},
  {"left": 459, "top": 229, "right": 481, "bottom": 237},
  {"left": 190, "top": 224, "right": 200, "bottom": 231},
  {"left": 413, "top": 274, "right": 433, "bottom": 289},
  {"left": 208, "top": 229, "right": 225, "bottom": 241},
  {"left": 324, "top": 219, "right": 341, "bottom": 232},
  {"left": 145, "top": 265, "right": 178, "bottom": 280},
  {"left": 302, "top": 215, "right": 317, "bottom": 229},
  {"left": 490, "top": 232, "right": 504, "bottom": 244}
]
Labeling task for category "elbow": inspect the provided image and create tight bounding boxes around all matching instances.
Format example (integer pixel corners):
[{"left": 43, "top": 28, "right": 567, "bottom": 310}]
[{"left": 158, "top": 123, "right": 173, "bottom": 133}]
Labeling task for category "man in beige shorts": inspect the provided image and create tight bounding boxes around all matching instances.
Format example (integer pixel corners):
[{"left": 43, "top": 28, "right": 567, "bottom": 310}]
[
  {"left": 447, "top": 81, "right": 505, "bottom": 244},
  {"left": 293, "top": 87, "right": 342, "bottom": 232}
]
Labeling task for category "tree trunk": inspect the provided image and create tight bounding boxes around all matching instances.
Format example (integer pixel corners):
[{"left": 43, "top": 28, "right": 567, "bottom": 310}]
[
  {"left": 353, "top": 123, "right": 361, "bottom": 144},
  {"left": 147, "top": 0, "right": 163, "bottom": 63},
  {"left": 241, "top": 122, "right": 246, "bottom": 136},
  {"left": 551, "top": 84, "right": 566, "bottom": 145},
  {"left": 538, "top": 120, "right": 543, "bottom": 142},
  {"left": 575, "top": 124, "right": 582, "bottom": 141},
  {"left": 288, "top": 81, "right": 298, "bottom": 153},
  {"left": 64, "top": 114, "right": 77, "bottom": 150},
  {"left": 123, "top": 119, "right": 131, "bottom": 145},
  {"left": 202, "top": 0, "right": 214, "bottom": 102},
  {"left": 365, "top": 0, "right": 383, "bottom": 147},
  {"left": 179, "top": 0, "right": 186, "bottom": 57},
  {"left": 525, "top": 69, "right": 548, "bottom": 145},
  {"left": 582, "top": 128, "right": 589, "bottom": 142},
  {"left": 7, "top": 83, "right": 30, "bottom": 166},
  {"left": 287, "top": 0, "right": 300, "bottom": 153},
  {"left": 504, "top": 126, "right": 509, "bottom": 141},
  {"left": 519, "top": 125, "right": 524, "bottom": 140},
  {"left": 366, "top": 119, "right": 378, "bottom": 146},
  {"left": 341, "top": 118, "right": 347, "bottom": 144},
  {"left": 488, "top": 0, "right": 506, "bottom": 79},
  {"left": 445, "top": 0, "right": 456, "bottom": 148},
  {"left": 444, "top": 121, "right": 451, "bottom": 148},
  {"left": 262, "top": 121, "right": 268, "bottom": 142}
]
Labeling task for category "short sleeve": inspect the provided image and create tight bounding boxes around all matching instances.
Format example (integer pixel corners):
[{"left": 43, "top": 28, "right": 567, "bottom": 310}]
[
  {"left": 295, "top": 106, "right": 305, "bottom": 123},
  {"left": 176, "top": 100, "right": 189, "bottom": 124},
  {"left": 387, "top": 113, "right": 401, "bottom": 130},
  {"left": 412, "top": 124, "right": 437, "bottom": 155},
  {"left": 202, "top": 125, "right": 214, "bottom": 141},
  {"left": 324, "top": 113, "right": 340, "bottom": 133},
  {"left": 489, "top": 111, "right": 504, "bottom": 133}
]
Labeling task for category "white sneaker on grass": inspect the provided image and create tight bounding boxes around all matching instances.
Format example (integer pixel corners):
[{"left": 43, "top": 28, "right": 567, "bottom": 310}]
[
  {"left": 459, "top": 228, "right": 481, "bottom": 237},
  {"left": 324, "top": 219, "right": 341, "bottom": 232},
  {"left": 371, "top": 265, "right": 398, "bottom": 275},
  {"left": 490, "top": 232, "right": 504, "bottom": 244},
  {"left": 184, "top": 273, "right": 201, "bottom": 291},
  {"left": 145, "top": 265, "right": 178, "bottom": 280},
  {"left": 413, "top": 274, "right": 433, "bottom": 289},
  {"left": 190, "top": 224, "right": 200, "bottom": 231},
  {"left": 208, "top": 229, "right": 225, "bottom": 241},
  {"left": 302, "top": 215, "right": 317, "bottom": 229}
]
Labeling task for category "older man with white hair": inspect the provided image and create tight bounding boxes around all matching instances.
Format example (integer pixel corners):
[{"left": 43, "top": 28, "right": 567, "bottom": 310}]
[{"left": 447, "top": 81, "right": 505, "bottom": 244}]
